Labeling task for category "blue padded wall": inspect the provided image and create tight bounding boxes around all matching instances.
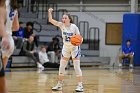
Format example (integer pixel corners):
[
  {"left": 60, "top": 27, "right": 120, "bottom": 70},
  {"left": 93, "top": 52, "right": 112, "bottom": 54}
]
[{"left": 123, "top": 14, "right": 140, "bottom": 66}]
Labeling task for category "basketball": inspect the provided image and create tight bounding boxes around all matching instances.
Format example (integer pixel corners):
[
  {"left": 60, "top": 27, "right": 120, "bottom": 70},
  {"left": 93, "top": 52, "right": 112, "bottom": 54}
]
[{"left": 70, "top": 35, "right": 83, "bottom": 46}]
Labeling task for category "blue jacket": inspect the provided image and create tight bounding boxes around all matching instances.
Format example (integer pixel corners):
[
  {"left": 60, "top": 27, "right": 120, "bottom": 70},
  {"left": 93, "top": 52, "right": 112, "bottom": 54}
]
[
  {"left": 122, "top": 45, "right": 134, "bottom": 54},
  {"left": 15, "top": 27, "right": 25, "bottom": 38}
]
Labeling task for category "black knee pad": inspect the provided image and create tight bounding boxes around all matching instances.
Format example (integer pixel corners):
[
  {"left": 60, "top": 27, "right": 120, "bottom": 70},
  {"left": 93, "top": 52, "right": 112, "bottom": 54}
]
[
  {"left": 0, "top": 66, "right": 5, "bottom": 77},
  {"left": 0, "top": 53, "right": 5, "bottom": 77}
]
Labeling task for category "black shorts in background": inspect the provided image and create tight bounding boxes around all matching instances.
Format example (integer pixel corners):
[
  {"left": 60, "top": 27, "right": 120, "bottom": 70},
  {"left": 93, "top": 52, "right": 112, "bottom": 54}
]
[{"left": 43, "top": 62, "right": 60, "bottom": 68}]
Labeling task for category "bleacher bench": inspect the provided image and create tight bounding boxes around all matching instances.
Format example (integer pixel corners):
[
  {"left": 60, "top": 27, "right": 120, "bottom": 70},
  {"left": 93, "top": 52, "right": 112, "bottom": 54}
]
[{"left": 11, "top": 56, "right": 36, "bottom": 67}]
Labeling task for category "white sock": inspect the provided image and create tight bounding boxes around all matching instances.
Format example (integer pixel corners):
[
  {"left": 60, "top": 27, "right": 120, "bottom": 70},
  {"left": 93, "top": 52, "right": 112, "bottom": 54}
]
[
  {"left": 58, "top": 81, "right": 63, "bottom": 84},
  {"left": 78, "top": 82, "right": 83, "bottom": 86}
]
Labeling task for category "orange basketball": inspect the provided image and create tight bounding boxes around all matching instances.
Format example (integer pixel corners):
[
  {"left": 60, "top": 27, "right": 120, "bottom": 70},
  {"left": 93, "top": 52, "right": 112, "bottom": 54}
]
[{"left": 70, "top": 35, "right": 83, "bottom": 46}]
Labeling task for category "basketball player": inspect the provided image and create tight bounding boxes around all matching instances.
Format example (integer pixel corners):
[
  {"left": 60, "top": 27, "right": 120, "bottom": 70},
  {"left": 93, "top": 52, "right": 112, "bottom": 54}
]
[
  {"left": 48, "top": 8, "right": 83, "bottom": 92},
  {"left": 0, "top": 0, "right": 9, "bottom": 92},
  {"left": 1, "top": 0, "right": 19, "bottom": 69}
]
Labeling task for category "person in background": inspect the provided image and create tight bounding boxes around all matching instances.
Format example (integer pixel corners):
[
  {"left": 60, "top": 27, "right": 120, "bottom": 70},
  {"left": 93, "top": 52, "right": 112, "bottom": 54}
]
[
  {"left": 39, "top": 45, "right": 60, "bottom": 68},
  {"left": 13, "top": 21, "right": 24, "bottom": 38},
  {"left": 20, "top": 35, "right": 44, "bottom": 69},
  {"left": 13, "top": 21, "right": 24, "bottom": 49},
  {"left": 47, "top": 37, "right": 61, "bottom": 63},
  {"left": 24, "top": 21, "right": 38, "bottom": 47},
  {"left": 39, "top": 45, "right": 49, "bottom": 64},
  {"left": 119, "top": 39, "right": 134, "bottom": 68},
  {"left": 24, "top": 22, "right": 33, "bottom": 38}
]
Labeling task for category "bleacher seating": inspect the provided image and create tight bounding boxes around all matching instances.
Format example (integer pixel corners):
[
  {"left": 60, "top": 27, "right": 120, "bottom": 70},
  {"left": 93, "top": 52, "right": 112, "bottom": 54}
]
[{"left": 11, "top": 56, "right": 36, "bottom": 67}]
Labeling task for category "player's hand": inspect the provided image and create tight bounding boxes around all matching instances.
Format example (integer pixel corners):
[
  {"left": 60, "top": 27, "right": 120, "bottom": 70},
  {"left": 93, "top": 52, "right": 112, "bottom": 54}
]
[{"left": 48, "top": 8, "right": 53, "bottom": 13}]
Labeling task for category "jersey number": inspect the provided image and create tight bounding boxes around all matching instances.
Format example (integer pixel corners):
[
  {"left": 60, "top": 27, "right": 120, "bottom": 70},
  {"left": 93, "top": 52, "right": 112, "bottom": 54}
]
[{"left": 65, "top": 36, "right": 70, "bottom": 42}]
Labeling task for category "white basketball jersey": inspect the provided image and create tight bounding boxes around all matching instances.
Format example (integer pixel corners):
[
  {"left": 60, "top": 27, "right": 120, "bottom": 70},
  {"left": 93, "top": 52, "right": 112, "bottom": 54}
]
[
  {"left": 5, "top": 0, "right": 17, "bottom": 35},
  {"left": 59, "top": 23, "right": 80, "bottom": 46}
]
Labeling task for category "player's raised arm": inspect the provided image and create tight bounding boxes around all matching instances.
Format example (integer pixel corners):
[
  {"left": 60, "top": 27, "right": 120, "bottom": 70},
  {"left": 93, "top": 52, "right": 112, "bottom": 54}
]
[{"left": 48, "top": 8, "right": 62, "bottom": 27}]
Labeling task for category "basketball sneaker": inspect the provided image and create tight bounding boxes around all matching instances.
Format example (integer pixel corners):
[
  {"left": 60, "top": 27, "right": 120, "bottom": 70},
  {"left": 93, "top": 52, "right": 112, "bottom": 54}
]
[
  {"left": 75, "top": 84, "right": 84, "bottom": 92},
  {"left": 119, "top": 63, "right": 122, "bottom": 68},
  {"left": 52, "top": 81, "right": 63, "bottom": 91},
  {"left": 129, "top": 64, "right": 133, "bottom": 68},
  {"left": 37, "top": 63, "right": 44, "bottom": 69}
]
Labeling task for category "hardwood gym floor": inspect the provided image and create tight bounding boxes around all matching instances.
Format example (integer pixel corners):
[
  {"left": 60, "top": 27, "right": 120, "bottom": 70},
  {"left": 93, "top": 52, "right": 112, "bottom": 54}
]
[{"left": 5, "top": 67, "right": 140, "bottom": 93}]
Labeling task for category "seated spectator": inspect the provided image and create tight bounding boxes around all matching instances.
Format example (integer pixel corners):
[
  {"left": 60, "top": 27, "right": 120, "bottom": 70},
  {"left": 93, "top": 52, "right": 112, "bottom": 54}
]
[
  {"left": 119, "top": 40, "right": 134, "bottom": 68},
  {"left": 39, "top": 45, "right": 59, "bottom": 68},
  {"left": 13, "top": 22, "right": 24, "bottom": 38},
  {"left": 47, "top": 37, "right": 61, "bottom": 63},
  {"left": 13, "top": 22, "right": 24, "bottom": 49},
  {"left": 20, "top": 35, "right": 44, "bottom": 69},
  {"left": 24, "top": 22, "right": 38, "bottom": 47}
]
